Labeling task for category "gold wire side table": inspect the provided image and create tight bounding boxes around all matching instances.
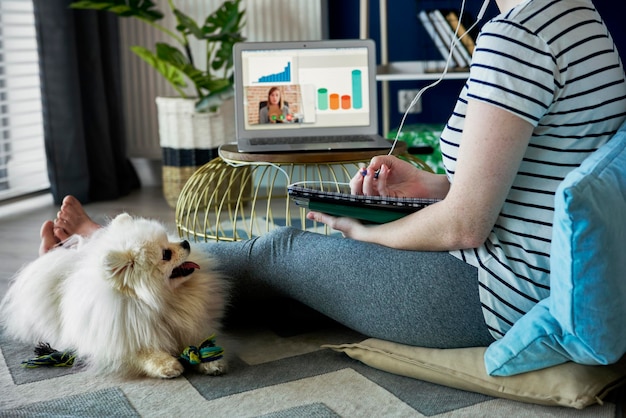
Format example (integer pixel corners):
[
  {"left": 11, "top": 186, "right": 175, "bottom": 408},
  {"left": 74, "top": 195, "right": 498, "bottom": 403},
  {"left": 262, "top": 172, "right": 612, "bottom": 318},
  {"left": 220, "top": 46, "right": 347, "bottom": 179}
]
[{"left": 176, "top": 141, "right": 430, "bottom": 242}]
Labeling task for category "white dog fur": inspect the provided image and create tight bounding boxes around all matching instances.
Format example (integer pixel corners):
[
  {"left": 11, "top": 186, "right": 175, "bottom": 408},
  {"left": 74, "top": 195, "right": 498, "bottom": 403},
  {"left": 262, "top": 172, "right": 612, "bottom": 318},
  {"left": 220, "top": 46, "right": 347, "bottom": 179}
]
[{"left": 0, "top": 213, "right": 228, "bottom": 378}]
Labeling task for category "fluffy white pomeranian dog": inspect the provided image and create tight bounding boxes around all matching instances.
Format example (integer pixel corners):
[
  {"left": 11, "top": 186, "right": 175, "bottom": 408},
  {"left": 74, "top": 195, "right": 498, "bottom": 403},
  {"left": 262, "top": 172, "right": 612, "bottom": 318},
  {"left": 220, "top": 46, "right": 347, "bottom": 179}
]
[{"left": 0, "top": 213, "right": 228, "bottom": 378}]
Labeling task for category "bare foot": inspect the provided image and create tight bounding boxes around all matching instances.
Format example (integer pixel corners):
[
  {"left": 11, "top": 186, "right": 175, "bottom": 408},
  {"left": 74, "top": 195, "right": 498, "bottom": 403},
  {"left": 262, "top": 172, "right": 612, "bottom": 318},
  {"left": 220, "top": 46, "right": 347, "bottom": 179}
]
[
  {"left": 39, "top": 220, "right": 60, "bottom": 256},
  {"left": 53, "top": 195, "right": 101, "bottom": 241}
]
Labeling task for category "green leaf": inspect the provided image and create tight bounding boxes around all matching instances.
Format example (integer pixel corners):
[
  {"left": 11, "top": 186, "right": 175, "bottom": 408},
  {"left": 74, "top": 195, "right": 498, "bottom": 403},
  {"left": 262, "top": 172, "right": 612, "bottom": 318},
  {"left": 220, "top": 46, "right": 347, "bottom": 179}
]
[
  {"left": 203, "top": 0, "right": 245, "bottom": 36},
  {"left": 153, "top": 43, "right": 206, "bottom": 96},
  {"left": 197, "top": 77, "right": 231, "bottom": 94},
  {"left": 155, "top": 43, "right": 189, "bottom": 68},
  {"left": 69, "top": 0, "right": 163, "bottom": 21},
  {"left": 173, "top": 9, "right": 204, "bottom": 39},
  {"left": 130, "top": 45, "right": 188, "bottom": 93},
  {"left": 195, "top": 86, "right": 234, "bottom": 113},
  {"left": 209, "top": 34, "right": 244, "bottom": 72},
  {"left": 201, "top": 0, "right": 246, "bottom": 74}
]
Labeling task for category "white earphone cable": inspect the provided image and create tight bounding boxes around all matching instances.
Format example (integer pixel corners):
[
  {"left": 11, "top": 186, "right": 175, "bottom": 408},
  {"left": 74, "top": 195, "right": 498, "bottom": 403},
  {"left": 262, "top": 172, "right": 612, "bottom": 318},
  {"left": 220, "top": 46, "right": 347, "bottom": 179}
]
[{"left": 386, "top": 0, "right": 489, "bottom": 155}]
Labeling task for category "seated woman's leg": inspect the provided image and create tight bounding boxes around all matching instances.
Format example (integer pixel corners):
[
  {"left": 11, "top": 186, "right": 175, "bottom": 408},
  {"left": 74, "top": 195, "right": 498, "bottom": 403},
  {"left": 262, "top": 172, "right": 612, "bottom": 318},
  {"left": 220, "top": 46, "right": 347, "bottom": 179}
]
[{"left": 200, "top": 227, "right": 494, "bottom": 349}]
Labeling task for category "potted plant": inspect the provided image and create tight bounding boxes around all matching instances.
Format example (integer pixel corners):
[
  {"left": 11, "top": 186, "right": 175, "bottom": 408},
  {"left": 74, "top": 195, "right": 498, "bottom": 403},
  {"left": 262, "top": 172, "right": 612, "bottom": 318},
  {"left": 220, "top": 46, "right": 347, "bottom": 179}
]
[{"left": 70, "top": 0, "right": 246, "bottom": 207}]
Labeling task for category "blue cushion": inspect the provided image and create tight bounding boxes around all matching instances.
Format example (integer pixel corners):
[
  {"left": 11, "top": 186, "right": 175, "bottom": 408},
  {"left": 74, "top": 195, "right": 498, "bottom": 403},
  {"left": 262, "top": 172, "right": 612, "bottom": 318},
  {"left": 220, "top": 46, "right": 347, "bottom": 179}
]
[{"left": 485, "top": 119, "right": 626, "bottom": 376}]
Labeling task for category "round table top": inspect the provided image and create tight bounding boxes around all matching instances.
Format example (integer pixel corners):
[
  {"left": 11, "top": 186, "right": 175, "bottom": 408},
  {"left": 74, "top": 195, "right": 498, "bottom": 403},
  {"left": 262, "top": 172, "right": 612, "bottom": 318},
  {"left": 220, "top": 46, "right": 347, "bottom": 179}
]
[{"left": 218, "top": 140, "right": 407, "bottom": 164}]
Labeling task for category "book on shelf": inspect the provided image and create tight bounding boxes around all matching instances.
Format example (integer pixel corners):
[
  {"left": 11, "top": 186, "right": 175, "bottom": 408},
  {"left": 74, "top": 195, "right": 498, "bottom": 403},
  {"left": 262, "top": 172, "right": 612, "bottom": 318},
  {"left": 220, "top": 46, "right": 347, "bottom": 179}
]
[
  {"left": 444, "top": 10, "right": 476, "bottom": 56},
  {"left": 429, "top": 9, "right": 471, "bottom": 67},
  {"left": 418, "top": 8, "right": 478, "bottom": 69},
  {"left": 417, "top": 10, "right": 452, "bottom": 63}
]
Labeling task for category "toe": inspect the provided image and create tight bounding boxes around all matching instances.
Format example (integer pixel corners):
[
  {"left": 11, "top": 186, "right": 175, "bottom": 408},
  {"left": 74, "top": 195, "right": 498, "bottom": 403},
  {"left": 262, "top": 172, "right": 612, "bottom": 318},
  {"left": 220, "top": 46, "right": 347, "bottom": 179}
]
[{"left": 39, "top": 220, "right": 59, "bottom": 255}]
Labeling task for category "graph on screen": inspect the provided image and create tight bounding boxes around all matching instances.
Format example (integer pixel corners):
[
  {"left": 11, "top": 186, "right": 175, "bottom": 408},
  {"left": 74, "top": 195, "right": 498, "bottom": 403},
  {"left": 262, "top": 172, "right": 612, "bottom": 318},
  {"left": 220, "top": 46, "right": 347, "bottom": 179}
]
[
  {"left": 316, "top": 69, "right": 363, "bottom": 111},
  {"left": 257, "top": 62, "right": 291, "bottom": 83}
]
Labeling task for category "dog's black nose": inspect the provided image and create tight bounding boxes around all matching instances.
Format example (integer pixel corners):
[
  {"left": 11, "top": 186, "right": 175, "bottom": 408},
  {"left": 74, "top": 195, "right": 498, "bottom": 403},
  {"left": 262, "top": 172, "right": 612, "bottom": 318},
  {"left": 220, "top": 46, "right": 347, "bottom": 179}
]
[{"left": 181, "top": 240, "right": 190, "bottom": 250}]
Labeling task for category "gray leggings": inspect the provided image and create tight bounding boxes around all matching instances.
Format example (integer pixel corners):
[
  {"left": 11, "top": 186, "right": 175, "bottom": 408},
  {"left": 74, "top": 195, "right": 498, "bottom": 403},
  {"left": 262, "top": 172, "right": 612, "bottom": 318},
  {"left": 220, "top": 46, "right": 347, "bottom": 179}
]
[{"left": 199, "top": 227, "right": 495, "bottom": 348}]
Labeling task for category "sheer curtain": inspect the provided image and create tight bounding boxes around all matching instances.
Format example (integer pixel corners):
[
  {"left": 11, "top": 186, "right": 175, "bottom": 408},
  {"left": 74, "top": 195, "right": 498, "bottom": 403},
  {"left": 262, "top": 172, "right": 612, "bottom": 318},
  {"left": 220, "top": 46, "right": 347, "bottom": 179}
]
[
  {"left": 0, "top": 0, "right": 48, "bottom": 201},
  {"left": 32, "top": 0, "right": 139, "bottom": 205}
]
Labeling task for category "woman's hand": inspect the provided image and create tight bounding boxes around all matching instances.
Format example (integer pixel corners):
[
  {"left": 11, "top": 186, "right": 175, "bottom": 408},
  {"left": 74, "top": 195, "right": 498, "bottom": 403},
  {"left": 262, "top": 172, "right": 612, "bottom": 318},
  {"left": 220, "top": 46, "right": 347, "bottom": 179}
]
[
  {"left": 350, "top": 155, "right": 450, "bottom": 199},
  {"left": 305, "top": 156, "right": 450, "bottom": 240},
  {"left": 304, "top": 156, "right": 452, "bottom": 241},
  {"left": 305, "top": 211, "right": 367, "bottom": 239}
]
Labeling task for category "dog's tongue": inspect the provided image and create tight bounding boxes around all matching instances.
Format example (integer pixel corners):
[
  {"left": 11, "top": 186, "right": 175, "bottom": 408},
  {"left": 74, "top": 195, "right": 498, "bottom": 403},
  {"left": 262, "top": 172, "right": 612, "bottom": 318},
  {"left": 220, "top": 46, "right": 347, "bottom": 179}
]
[{"left": 170, "top": 261, "right": 200, "bottom": 279}]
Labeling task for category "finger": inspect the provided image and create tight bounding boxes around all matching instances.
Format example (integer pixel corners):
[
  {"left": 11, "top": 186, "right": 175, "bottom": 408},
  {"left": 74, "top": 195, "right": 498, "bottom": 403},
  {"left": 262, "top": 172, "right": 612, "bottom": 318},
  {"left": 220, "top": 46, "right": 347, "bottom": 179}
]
[
  {"left": 307, "top": 211, "right": 362, "bottom": 238},
  {"left": 349, "top": 170, "right": 365, "bottom": 194},
  {"left": 358, "top": 162, "right": 368, "bottom": 177},
  {"left": 361, "top": 166, "right": 380, "bottom": 196},
  {"left": 306, "top": 211, "right": 337, "bottom": 228},
  {"left": 375, "top": 164, "right": 389, "bottom": 197}
]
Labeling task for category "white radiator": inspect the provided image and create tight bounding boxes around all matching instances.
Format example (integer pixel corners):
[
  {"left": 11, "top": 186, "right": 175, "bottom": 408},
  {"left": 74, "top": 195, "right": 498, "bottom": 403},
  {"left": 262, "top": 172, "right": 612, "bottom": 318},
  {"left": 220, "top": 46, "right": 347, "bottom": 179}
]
[{"left": 120, "top": 0, "right": 324, "bottom": 159}]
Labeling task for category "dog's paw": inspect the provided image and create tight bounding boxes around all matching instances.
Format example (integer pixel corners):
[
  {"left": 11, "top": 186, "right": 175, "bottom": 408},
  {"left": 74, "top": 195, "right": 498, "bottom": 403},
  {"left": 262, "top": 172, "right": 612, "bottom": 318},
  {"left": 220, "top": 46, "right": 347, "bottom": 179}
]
[
  {"left": 198, "top": 358, "right": 227, "bottom": 376},
  {"left": 156, "top": 359, "right": 185, "bottom": 379},
  {"left": 140, "top": 352, "right": 185, "bottom": 379}
]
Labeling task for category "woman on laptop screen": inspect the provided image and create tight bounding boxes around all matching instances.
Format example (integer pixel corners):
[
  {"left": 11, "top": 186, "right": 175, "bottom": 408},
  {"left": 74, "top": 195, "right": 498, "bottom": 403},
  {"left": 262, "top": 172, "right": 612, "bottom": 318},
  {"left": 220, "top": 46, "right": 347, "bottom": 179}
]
[{"left": 258, "top": 86, "right": 291, "bottom": 123}]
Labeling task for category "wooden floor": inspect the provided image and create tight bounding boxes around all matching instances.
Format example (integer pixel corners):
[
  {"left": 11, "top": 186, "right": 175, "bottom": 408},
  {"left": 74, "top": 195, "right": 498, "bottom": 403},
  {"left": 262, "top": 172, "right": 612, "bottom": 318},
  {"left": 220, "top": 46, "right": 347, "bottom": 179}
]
[{"left": 0, "top": 187, "right": 176, "bottom": 294}]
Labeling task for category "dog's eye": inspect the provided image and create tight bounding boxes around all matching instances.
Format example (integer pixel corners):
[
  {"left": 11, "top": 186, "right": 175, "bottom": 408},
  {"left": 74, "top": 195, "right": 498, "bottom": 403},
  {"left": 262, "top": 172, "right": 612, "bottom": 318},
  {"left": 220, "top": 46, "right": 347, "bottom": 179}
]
[{"left": 162, "top": 249, "right": 172, "bottom": 261}]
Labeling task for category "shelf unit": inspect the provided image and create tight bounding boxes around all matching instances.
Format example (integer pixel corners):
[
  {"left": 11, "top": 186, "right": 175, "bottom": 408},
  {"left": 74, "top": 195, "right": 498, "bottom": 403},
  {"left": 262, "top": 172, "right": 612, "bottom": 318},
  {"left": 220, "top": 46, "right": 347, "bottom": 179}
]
[
  {"left": 376, "top": 61, "right": 470, "bottom": 81},
  {"left": 359, "top": 0, "right": 470, "bottom": 133}
]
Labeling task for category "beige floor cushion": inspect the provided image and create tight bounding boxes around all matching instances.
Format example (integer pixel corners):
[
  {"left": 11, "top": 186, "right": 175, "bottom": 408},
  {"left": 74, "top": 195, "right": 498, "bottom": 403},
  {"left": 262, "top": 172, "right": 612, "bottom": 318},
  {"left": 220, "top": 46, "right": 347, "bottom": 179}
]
[{"left": 324, "top": 338, "right": 626, "bottom": 409}]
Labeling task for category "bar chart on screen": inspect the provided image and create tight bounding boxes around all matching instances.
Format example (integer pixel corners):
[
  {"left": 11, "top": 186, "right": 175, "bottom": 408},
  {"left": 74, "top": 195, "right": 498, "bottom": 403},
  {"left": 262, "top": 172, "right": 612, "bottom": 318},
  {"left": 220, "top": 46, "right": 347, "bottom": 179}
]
[
  {"left": 249, "top": 56, "right": 293, "bottom": 85},
  {"left": 312, "top": 68, "right": 365, "bottom": 111},
  {"left": 257, "top": 62, "right": 292, "bottom": 83}
]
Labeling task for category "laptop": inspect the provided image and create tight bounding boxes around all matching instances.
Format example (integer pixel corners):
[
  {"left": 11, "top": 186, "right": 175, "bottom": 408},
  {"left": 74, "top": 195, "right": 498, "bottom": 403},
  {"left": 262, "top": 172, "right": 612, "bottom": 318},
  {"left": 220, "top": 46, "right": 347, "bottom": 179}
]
[{"left": 233, "top": 39, "right": 393, "bottom": 153}]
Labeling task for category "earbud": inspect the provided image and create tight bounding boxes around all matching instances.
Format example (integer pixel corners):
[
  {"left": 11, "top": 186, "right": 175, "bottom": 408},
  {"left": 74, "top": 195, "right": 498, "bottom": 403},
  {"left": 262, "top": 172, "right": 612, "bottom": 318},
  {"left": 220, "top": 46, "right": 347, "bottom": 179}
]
[{"left": 476, "top": 0, "right": 490, "bottom": 21}]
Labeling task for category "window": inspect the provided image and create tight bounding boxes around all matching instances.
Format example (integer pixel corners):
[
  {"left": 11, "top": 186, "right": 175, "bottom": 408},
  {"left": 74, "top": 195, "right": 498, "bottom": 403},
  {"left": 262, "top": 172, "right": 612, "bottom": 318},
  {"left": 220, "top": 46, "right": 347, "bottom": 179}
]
[{"left": 0, "top": 0, "right": 48, "bottom": 201}]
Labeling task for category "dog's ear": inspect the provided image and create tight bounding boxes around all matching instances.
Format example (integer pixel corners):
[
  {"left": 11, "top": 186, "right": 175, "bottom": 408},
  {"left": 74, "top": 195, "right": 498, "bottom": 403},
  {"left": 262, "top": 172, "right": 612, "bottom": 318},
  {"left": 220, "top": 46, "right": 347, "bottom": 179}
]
[
  {"left": 110, "top": 212, "right": 133, "bottom": 226},
  {"left": 103, "top": 249, "right": 137, "bottom": 294}
]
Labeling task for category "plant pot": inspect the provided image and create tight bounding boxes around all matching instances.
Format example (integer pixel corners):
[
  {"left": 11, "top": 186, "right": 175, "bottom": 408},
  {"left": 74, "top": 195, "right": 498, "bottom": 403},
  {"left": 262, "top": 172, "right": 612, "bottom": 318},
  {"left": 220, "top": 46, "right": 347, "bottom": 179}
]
[{"left": 156, "top": 96, "right": 235, "bottom": 207}]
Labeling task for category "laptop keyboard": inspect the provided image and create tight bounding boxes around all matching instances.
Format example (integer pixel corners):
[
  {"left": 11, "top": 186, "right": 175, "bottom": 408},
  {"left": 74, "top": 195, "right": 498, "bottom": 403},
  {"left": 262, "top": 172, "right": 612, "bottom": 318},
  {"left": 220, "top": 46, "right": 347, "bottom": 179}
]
[{"left": 249, "top": 135, "right": 377, "bottom": 146}]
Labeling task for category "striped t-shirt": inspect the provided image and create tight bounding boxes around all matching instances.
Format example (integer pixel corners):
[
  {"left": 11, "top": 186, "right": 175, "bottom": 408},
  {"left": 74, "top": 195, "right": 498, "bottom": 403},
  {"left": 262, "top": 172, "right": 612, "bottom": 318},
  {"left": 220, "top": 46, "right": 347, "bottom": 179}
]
[{"left": 440, "top": 0, "right": 626, "bottom": 339}]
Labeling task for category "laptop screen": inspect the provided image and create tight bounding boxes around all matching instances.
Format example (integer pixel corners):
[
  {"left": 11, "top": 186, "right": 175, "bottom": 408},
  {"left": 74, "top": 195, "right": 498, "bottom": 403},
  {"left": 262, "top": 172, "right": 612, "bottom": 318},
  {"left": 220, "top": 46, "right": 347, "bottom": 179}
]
[{"left": 234, "top": 40, "right": 379, "bottom": 140}]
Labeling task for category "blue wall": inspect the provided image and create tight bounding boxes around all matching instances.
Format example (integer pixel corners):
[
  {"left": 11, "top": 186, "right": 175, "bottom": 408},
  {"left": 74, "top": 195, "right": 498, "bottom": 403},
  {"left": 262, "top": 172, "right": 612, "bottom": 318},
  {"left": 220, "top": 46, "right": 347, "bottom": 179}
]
[{"left": 327, "top": 0, "right": 626, "bottom": 134}]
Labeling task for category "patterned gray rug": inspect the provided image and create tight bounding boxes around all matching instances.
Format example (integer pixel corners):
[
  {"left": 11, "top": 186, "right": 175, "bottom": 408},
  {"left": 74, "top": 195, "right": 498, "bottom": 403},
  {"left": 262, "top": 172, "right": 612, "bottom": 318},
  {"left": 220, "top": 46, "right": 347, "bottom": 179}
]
[{"left": 1, "top": 309, "right": 624, "bottom": 418}]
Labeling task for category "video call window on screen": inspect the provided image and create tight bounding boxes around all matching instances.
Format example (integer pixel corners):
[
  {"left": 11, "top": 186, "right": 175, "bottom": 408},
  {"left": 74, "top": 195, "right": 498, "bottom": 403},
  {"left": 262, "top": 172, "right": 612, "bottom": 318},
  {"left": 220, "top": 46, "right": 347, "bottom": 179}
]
[{"left": 241, "top": 47, "right": 371, "bottom": 131}]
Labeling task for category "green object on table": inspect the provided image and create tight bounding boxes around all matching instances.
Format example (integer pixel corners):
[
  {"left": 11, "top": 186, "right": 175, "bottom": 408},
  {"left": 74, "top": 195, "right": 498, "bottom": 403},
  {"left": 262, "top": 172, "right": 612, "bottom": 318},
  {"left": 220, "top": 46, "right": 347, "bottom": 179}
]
[{"left": 387, "top": 124, "right": 445, "bottom": 174}]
